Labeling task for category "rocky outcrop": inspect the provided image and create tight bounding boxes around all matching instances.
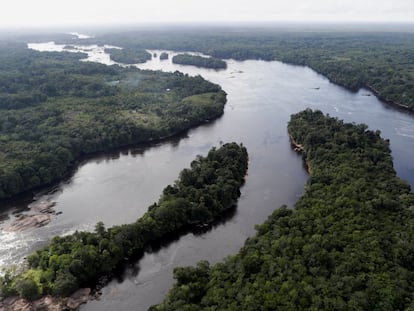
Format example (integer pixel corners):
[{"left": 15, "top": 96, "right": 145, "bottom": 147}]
[
  {"left": 5, "top": 214, "right": 52, "bottom": 232},
  {"left": 0, "top": 296, "right": 60, "bottom": 311},
  {"left": 29, "top": 202, "right": 56, "bottom": 214},
  {"left": 0, "top": 288, "right": 91, "bottom": 311},
  {"left": 4, "top": 202, "right": 57, "bottom": 232},
  {"left": 289, "top": 134, "right": 304, "bottom": 152},
  {"left": 66, "top": 288, "right": 91, "bottom": 310}
]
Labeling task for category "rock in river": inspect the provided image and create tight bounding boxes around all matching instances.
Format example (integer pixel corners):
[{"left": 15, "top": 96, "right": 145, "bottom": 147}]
[{"left": 5, "top": 214, "right": 52, "bottom": 232}]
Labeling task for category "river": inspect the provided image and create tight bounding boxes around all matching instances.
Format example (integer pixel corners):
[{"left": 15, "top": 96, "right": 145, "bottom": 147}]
[{"left": 1, "top": 42, "right": 414, "bottom": 310}]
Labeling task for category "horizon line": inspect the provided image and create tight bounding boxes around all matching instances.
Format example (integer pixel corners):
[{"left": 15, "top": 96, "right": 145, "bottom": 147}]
[{"left": 1, "top": 21, "right": 414, "bottom": 34}]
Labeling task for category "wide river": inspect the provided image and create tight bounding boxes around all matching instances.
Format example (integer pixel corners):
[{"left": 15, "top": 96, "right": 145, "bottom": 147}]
[{"left": 1, "top": 43, "right": 414, "bottom": 310}]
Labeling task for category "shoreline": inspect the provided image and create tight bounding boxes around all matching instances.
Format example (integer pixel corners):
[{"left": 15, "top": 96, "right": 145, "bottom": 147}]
[
  {"left": 364, "top": 84, "right": 414, "bottom": 114},
  {"left": 289, "top": 134, "right": 312, "bottom": 174},
  {"left": 0, "top": 288, "right": 91, "bottom": 311},
  {"left": 305, "top": 66, "right": 413, "bottom": 114},
  {"left": 0, "top": 109, "right": 224, "bottom": 208},
  {"left": 276, "top": 58, "right": 413, "bottom": 114},
  {"left": 0, "top": 143, "right": 248, "bottom": 310}
]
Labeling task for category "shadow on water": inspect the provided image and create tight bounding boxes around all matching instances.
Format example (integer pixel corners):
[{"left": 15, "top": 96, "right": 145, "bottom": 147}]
[
  {"left": 95, "top": 204, "right": 239, "bottom": 289},
  {"left": 0, "top": 127, "right": 195, "bottom": 216},
  {"left": 0, "top": 111, "right": 225, "bottom": 216}
]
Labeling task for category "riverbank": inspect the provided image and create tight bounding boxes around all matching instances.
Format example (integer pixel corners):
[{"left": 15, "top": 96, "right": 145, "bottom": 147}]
[
  {"left": 2, "top": 42, "right": 414, "bottom": 311},
  {"left": 0, "top": 288, "right": 91, "bottom": 311},
  {"left": 365, "top": 84, "right": 414, "bottom": 114},
  {"left": 0, "top": 143, "right": 248, "bottom": 307},
  {"left": 154, "top": 109, "right": 414, "bottom": 310},
  {"left": 289, "top": 134, "right": 312, "bottom": 174},
  {"left": 0, "top": 43, "right": 227, "bottom": 201},
  {"left": 0, "top": 105, "right": 223, "bottom": 221},
  {"left": 284, "top": 61, "right": 414, "bottom": 114}
]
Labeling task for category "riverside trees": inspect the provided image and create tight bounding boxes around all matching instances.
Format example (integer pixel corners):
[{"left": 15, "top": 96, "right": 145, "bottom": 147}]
[
  {"left": 0, "top": 44, "right": 226, "bottom": 199},
  {"left": 154, "top": 110, "right": 414, "bottom": 310},
  {"left": 0, "top": 143, "right": 248, "bottom": 300},
  {"left": 172, "top": 54, "right": 227, "bottom": 69}
]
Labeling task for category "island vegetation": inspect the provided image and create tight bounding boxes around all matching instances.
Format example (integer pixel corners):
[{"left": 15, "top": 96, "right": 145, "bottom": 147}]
[
  {"left": 153, "top": 109, "right": 414, "bottom": 310},
  {"left": 160, "top": 52, "right": 169, "bottom": 60},
  {"left": 172, "top": 54, "right": 227, "bottom": 69},
  {"left": 85, "top": 27, "right": 414, "bottom": 111},
  {"left": 0, "top": 143, "right": 248, "bottom": 302},
  {"left": 104, "top": 47, "right": 152, "bottom": 64},
  {"left": 0, "top": 42, "right": 226, "bottom": 199}
]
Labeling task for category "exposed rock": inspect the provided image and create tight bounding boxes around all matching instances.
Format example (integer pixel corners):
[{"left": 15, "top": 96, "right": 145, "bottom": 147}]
[
  {"left": 29, "top": 202, "right": 56, "bottom": 214},
  {"left": 3, "top": 202, "right": 57, "bottom": 232},
  {"left": 0, "top": 289, "right": 92, "bottom": 310},
  {"left": 289, "top": 134, "right": 304, "bottom": 152},
  {"left": 0, "top": 296, "right": 32, "bottom": 311},
  {"left": 5, "top": 214, "right": 52, "bottom": 232},
  {"left": 0, "top": 296, "right": 62, "bottom": 311},
  {"left": 32, "top": 296, "right": 62, "bottom": 311},
  {"left": 66, "top": 288, "right": 91, "bottom": 310}
]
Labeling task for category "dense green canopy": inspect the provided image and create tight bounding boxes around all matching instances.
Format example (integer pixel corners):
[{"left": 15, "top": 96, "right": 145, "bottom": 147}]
[
  {"left": 105, "top": 47, "right": 152, "bottom": 64},
  {"left": 0, "top": 143, "right": 248, "bottom": 300},
  {"left": 0, "top": 43, "right": 225, "bottom": 199},
  {"left": 154, "top": 109, "right": 414, "bottom": 311},
  {"left": 87, "top": 29, "right": 414, "bottom": 111},
  {"left": 172, "top": 54, "right": 227, "bottom": 69}
]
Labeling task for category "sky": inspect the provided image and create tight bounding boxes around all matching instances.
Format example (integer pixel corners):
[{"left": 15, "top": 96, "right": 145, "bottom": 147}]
[{"left": 0, "top": 0, "right": 413, "bottom": 28}]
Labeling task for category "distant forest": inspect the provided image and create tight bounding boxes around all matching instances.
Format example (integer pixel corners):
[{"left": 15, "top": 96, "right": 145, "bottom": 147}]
[
  {"left": 105, "top": 47, "right": 152, "bottom": 64},
  {"left": 0, "top": 42, "right": 226, "bottom": 199},
  {"left": 73, "top": 28, "right": 414, "bottom": 111},
  {"left": 172, "top": 54, "right": 227, "bottom": 69}
]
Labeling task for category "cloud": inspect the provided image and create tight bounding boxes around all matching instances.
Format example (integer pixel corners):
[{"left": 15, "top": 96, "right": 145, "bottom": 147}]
[{"left": 0, "top": 0, "right": 413, "bottom": 28}]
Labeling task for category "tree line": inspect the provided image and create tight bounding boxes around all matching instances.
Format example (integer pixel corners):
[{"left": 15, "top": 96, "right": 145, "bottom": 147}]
[
  {"left": 0, "top": 43, "right": 226, "bottom": 199},
  {"left": 105, "top": 47, "right": 152, "bottom": 64},
  {"left": 0, "top": 143, "right": 248, "bottom": 301},
  {"left": 153, "top": 109, "right": 414, "bottom": 310},
  {"left": 88, "top": 29, "right": 414, "bottom": 111},
  {"left": 172, "top": 54, "right": 227, "bottom": 69}
]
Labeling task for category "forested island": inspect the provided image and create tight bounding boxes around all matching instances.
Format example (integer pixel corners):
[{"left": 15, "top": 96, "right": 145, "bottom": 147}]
[
  {"left": 1, "top": 26, "right": 414, "bottom": 311},
  {"left": 85, "top": 28, "right": 414, "bottom": 111},
  {"left": 104, "top": 47, "right": 152, "bottom": 64},
  {"left": 0, "top": 143, "right": 248, "bottom": 305},
  {"left": 0, "top": 42, "right": 226, "bottom": 199},
  {"left": 172, "top": 54, "right": 227, "bottom": 69},
  {"left": 153, "top": 110, "right": 414, "bottom": 310},
  {"left": 160, "top": 52, "right": 169, "bottom": 60}
]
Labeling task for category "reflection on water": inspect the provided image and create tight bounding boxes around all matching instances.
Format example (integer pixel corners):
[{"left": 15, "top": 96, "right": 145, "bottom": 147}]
[{"left": 0, "top": 41, "right": 413, "bottom": 311}]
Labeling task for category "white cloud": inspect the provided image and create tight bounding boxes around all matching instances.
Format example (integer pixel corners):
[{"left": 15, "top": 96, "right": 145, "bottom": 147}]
[{"left": 0, "top": 0, "right": 413, "bottom": 28}]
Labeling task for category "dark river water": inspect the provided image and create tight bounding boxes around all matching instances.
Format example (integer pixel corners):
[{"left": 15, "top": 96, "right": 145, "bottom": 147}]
[{"left": 1, "top": 44, "right": 414, "bottom": 311}]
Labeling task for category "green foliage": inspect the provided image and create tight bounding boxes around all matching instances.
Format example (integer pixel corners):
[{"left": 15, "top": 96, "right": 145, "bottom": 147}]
[
  {"left": 105, "top": 47, "right": 152, "bottom": 64},
  {"left": 95, "top": 29, "right": 414, "bottom": 111},
  {"left": 154, "top": 110, "right": 414, "bottom": 310},
  {"left": 0, "top": 143, "right": 248, "bottom": 300},
  {"left": 160, "top": 52, "right": 169, "bottom": 60},
  {"left": 52, "top": 273, "right": 78, "bottom": 297},
  {"left": 15, "top": 278, "right": 41, "bottom": 301},
  {"left": 172, "top": 54, "right": 226, "bottom": 69},
  {"left": 0, "top": 43, "right": 225, "bottom": 199}
]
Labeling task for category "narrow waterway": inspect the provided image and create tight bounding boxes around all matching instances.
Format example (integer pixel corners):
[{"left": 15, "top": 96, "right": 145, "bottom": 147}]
[{"left": 1, "top": 43, "right": 413, "bottom": 311}]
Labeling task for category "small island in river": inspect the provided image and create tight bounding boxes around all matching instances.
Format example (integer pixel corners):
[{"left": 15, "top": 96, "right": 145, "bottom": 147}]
[
  {"left": 154, "top": 109, "right": 414, "bottom": 310},
  {"left": 172, "top": 53, "right": 227, "bottom": 69},
  {"left": 0, "top": 143, "right": 248, "bottom": 308},
  {"left": 160, "top": 52, "right": 169, "bottom": 60},
  {"left": 105, "top": 47, "right": 152, "bottom": 64}
]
